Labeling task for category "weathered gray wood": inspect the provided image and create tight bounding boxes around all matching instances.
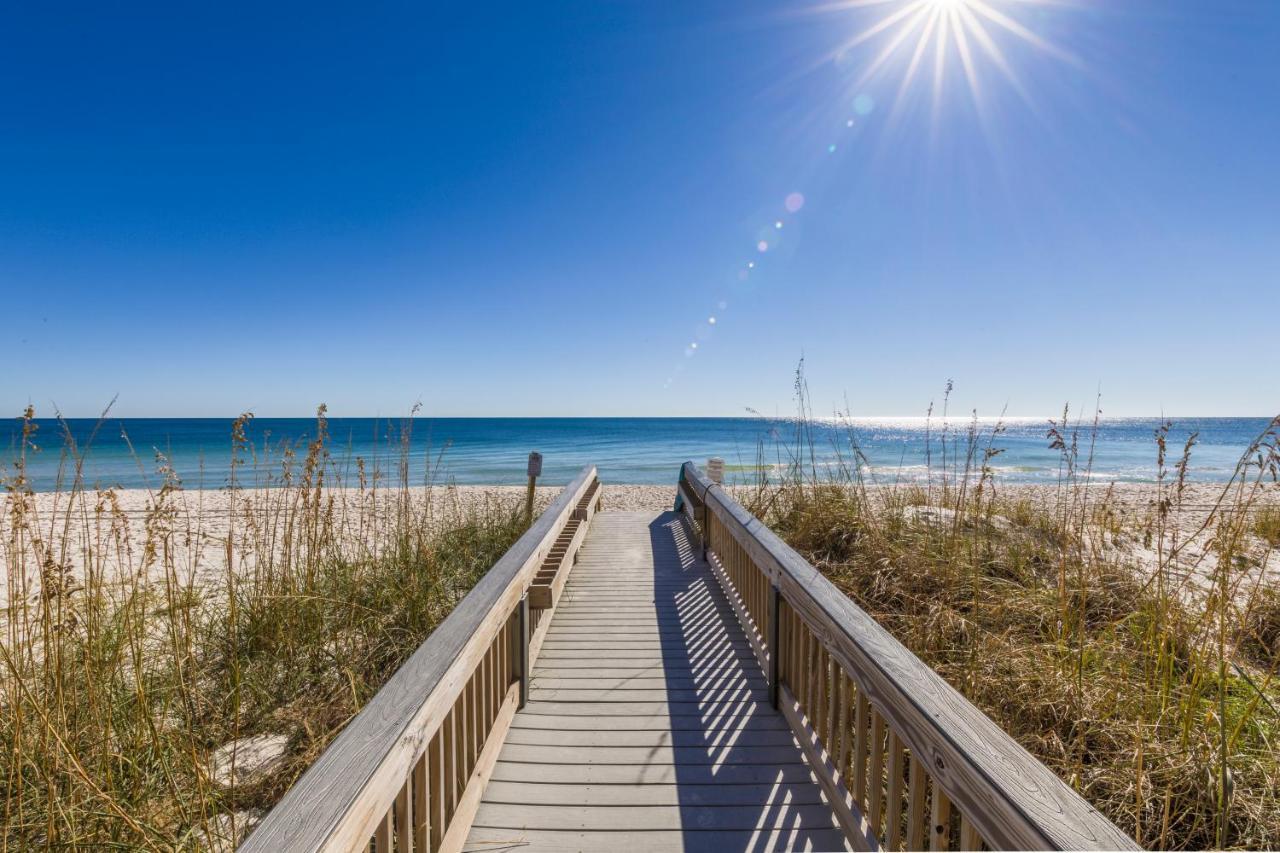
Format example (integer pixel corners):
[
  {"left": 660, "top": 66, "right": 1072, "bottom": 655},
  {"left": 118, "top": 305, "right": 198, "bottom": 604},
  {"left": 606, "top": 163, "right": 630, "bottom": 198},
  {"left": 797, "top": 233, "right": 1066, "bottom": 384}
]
[
  {"left": 509, "top": 712, "right": 790, "bottom": 732},
  {"left": 534, "top": 657, "right": 760, "bottom": 672},
  {"left": 530, "top": 675, "right": 766, "bottom": 691},
  {"left": 512, "top": 698, "right": 766, "bottom": 715},
  {"left": 466, "top": 510, "right": 852, "bottom": 852},
  {"left": 488, "top": 760, "right": 824, "bottom": 785},
  {"left": 243, "top": 467, "right": 598, "bottom": 852},
  {"left": 495, "top": 743, "right": 813, "bottom": 765},
  {"left": 502, "top": 727, "right": 800, "bottom": 747},
  {"left": 471, "top": 802, "right": 845, "bottom": 831},
  {"left": 526, "top": 687, "right": 769, "bottom": 703},
  {"left": 681, "top": 462, "right": 1137, "bottom": 851},
  {"left": 464, "top": 826, "right": 849, "bottom": 852},
  {"left": 779, "top": 683, "right": 881, "bottom": 853},
  {"left": 481, "top": 780, "right": 827, "bottom": 807},
  {"left": 436, "top": 682, "right": 520, "bottom": 853}
]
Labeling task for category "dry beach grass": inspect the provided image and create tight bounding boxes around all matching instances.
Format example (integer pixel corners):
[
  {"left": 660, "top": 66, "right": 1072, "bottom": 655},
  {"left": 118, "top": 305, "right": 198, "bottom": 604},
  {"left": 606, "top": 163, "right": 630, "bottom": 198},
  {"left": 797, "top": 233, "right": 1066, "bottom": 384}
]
[
  {"left": 1, "top": 408, "right": 534, "bottom": 849},
  {"left": 4, "top": 398, "right": 1280, "bottom": 849},
  {"left": 738, "top": 377, "right": 1280, "bottom": 849}
]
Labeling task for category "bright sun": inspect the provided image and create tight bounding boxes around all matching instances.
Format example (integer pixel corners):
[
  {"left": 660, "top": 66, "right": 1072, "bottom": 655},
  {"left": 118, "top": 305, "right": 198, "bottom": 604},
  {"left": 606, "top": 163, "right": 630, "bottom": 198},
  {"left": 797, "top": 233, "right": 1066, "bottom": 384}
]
[{"left": 823, "top": 0, "right": 1076, "bottom": 113}]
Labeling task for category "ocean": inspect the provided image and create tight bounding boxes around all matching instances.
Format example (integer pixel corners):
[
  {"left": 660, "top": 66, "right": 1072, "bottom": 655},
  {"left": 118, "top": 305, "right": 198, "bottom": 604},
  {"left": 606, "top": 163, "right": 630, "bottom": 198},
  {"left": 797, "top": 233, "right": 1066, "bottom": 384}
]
[{"left": 2, "top": 416, "right": 1274, "bottom": 492}]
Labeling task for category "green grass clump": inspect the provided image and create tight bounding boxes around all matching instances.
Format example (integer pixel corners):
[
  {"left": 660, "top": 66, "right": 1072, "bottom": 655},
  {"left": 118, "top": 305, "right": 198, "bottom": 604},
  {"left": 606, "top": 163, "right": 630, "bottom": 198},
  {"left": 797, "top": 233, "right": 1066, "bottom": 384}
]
[
  {"left": 2, "top": 406, "right": 529, "bottom": 849},
  {"left": 1253, "top": 506, "right": 1280, "bottom": 547}
]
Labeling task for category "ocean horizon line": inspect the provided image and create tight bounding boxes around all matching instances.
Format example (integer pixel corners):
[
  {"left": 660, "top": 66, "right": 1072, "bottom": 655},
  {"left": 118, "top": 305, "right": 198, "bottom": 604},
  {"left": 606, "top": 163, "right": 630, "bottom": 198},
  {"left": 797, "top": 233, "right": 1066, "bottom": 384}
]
[{"left": 11, "top": 413, "right": 1276, "bottom": 422}]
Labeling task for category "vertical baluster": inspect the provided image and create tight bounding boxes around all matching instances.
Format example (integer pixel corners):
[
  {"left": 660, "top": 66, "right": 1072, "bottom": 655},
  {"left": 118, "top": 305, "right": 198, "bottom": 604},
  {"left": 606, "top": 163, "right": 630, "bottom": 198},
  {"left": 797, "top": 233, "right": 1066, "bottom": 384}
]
[
  {"left": 775, "top": 600, "right": 786, "bottom": 685},
  {"left": 825, "top": 653, "right": 838, "bottom": 756},
  {"left": 395, "top": 778, "right": 411, "bottom": 852},
  {"left": 477, "top": 650, "right": 489, "bottom": 761},
  {"left": 959, "top": 815, "right": 983, "bottom": 851},
  {"left": 486, "top": 642, "right": 497, "bottom": 730},
  {"left": 455, "top": 689, "right": 468, "bottom": 799},
  {"left": 768, "top": 583, "right": 780, "bottom": 709},
  {"left": 429, "top": 729, "right": 444, "bottom": 851},
  {"left": 413, "top": 752, "right": 429, "bottom": 852},
  {"left": 469, "top": 672, "right": 480, "bottom": 773},
  {"left": 753, "top": 560, "right": 758, "bottom": 612},
  {"left": 753, "top": 557, "right": 761, "bottom": 631},
  {"left": 491, "top": 640, "right": 500, "bottom": 727},
  {"left": 447, "top": 707, "right": 460, "bottom": 823},
  {"left": 813, "top": 644, "right": 826, "bottom": 737},
  {"left": 783, "top": 604, "right": 793, "bottom": 691},
  {"left": 504, "top": 616, "right": 512, "bottom": 686},
  {"left": 755, "top": 558, "right": 762, "bottom": 630},
  {"left": 470, "top": 670, "right": 481, "bottom": 771},
  {"left": 854, "top": 693, "right": 869, "bottom": 810},
  {"left": 374, "top": 805, "right": 392, "bottom": 852},
  {"left": 836, "top": 673, "right": 851, "bottom": 785},
  {"left": 796, "top": 612, "right": 807, "bottom": 704},
  {"left": 907, "top": 754, "right": 927, "bottom": 852},
  {"left": 806, "top": 624, "right": 818, "bottom": 715},
  {"left": 869, "top": 709, "right": 886, "bottom": 840},
  {"left": 930, "top": 787, "right": 952, "bottom": 851},
  {"left": 886, "top": 731, "right": 906, "bottom": 850}
]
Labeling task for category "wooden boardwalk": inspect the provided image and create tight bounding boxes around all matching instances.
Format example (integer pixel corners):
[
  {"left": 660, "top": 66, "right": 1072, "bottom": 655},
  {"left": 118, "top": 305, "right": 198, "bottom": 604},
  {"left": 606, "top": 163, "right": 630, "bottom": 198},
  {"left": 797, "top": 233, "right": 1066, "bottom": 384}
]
[
  {"left": 249, "top": 469, "right": 1137, "bottom": 853},
  {"left": 464, "top": 511, "right": 849, "bottom": 852}
]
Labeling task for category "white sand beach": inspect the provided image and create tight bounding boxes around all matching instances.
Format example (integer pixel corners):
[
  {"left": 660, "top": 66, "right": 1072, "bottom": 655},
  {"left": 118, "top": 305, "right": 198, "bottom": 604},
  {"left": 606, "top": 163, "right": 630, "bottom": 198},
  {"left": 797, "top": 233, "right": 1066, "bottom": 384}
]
[{"left": 4, "top": 480, "right": 1276, "bottom": 610}]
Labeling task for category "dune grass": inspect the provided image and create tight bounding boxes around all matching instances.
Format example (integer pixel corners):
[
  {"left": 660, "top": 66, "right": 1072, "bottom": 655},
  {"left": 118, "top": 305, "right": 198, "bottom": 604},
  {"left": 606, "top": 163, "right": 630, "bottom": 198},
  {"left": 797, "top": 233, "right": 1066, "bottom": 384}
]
[
  {"left": 1, "top": 407, "right": 529, "bottom": 849},
  {"left": 1254, "top": 505, "right": 1280, "bottom": 547},
  {"left": 743, "top": 373, "right": 1280, "bottom": 849}
]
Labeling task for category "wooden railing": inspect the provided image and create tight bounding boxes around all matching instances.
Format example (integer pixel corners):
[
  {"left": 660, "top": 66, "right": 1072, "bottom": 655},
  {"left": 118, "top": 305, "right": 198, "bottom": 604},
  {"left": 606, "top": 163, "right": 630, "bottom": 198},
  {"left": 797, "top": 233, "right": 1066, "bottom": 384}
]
[
  {"left": 243, "top": 466, "right": 601, "bottom": 853},
  {"left": 676, "top": 462, "right": 1137, "bottom": 852}
]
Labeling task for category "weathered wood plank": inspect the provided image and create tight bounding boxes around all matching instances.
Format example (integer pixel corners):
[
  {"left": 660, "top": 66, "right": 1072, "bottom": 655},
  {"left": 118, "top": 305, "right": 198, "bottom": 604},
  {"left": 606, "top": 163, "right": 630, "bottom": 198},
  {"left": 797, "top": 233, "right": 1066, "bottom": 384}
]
[
  {"left": 480, "top": 780, "right": 827, "bottom": 807},
  {"left": 502, "top": 727, "right": 800, "bottom": 748},
  {"left": 489, "top": 761, "right": 823, "bottom": 785},
  {"left": 471, "top": 802, "right": 844, "bottom": 831},
  {"left": 531, "top": 675, "right": 766, "bottom": 691},
  {"left": 509, "top": 712, "right": 790, "bottom": 732},
  {"left": 494, "top": 743, "right": 815, "bottom": 766},
  {"left": 681, "top": 462, "right": 1137, "bottom": 851},
  {"left": 464, "top": 826, "right": 850, "bottom": 852}
]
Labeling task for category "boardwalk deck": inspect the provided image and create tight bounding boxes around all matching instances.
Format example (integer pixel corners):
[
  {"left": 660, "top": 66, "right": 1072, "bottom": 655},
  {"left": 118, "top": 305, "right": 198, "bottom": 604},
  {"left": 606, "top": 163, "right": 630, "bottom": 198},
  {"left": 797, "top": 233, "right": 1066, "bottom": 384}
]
[{"left": 464, "top": 510, "right": 850, "bottom": 852}]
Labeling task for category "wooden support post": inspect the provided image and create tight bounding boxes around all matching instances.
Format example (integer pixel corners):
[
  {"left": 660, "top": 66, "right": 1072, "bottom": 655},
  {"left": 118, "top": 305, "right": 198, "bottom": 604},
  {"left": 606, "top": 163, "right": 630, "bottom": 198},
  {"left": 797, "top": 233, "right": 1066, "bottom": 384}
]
[
  {"left": 700, "top": 503, "right": 709, "bottom": 561},
  {"left": 768, "top": 583, "right": 781, "bottom": 709},
  {"left": 517, "top": 593, "right": 530, "bottom": 709},
  {"left": 525, "top": 451, "right": 542, "bottom": 524}
]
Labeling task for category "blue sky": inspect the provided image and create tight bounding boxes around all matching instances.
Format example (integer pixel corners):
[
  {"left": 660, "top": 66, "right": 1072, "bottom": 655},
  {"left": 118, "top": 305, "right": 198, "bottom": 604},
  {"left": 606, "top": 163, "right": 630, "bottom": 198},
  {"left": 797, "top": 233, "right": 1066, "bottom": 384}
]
[{"left": 3, "top": 1, "right": 1277, "bottom": 418}]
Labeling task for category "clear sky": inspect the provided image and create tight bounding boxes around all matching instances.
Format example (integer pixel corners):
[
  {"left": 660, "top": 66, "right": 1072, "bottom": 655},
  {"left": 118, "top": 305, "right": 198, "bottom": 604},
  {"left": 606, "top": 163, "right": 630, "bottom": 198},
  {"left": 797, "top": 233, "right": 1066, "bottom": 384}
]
[{"left": 3, "top": 1, "right": 1277, "bottom": 419}]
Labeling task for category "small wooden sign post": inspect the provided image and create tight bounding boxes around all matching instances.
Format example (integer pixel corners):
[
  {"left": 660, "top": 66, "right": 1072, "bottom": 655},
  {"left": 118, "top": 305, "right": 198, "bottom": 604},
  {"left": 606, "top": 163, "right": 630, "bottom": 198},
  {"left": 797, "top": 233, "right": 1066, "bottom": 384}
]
[{"left": 525, "top": 451, "right": 542, "bottom": 523}]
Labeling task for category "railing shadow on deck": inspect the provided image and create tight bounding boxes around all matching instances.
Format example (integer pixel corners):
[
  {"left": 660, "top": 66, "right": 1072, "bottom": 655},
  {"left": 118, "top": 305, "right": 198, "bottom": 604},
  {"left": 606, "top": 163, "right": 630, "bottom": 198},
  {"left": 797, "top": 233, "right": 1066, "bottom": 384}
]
[
  {"left": 675, "top": 462, "right": 1138, "bottom": 853},
  {"left": 650, "top": 513, "right": 850, "bottom": 852}
]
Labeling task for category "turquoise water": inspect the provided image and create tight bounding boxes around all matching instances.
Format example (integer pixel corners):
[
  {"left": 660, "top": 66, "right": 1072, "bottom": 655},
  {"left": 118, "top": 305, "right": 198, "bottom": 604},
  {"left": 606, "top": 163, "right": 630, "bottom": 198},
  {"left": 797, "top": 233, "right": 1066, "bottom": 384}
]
[{"left": 2, "top": 417, "right": 1275, "bottom": 492}]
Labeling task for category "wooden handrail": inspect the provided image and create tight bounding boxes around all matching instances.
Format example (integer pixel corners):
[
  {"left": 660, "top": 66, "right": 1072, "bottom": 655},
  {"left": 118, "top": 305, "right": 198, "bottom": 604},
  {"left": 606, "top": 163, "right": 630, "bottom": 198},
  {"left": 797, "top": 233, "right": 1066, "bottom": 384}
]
[
  {"left": 243, "top": 466, "right": 599, "bottom": 852},
  {"left": 677, "top": 462, "right": 1137, "bottom": 852}
]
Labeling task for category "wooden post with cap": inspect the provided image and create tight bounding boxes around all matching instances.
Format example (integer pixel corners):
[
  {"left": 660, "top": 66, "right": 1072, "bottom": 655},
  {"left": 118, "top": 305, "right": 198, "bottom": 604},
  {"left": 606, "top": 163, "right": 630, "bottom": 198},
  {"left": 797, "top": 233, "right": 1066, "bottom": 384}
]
[{"left": 525, "top": 451, "right": 542, "bottom": 524}]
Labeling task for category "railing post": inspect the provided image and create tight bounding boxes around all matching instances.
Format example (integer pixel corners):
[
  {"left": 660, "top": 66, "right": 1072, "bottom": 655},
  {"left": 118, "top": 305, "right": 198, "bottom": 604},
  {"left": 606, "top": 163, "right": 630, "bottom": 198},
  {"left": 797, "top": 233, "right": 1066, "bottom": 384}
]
[
  {"left": 769, "top": 583, "right": 781, "bottom": 709},
  {"left": 700, "top": 503, "right": 709, "bottom": 561},
  {"left": 517, "top": 593, "right": 529, "bottom": 709}
]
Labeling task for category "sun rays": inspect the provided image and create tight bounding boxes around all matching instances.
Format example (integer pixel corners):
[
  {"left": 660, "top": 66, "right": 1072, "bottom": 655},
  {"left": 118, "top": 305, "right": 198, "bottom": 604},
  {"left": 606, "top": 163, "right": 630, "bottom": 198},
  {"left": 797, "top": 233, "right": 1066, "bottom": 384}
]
[
  {"left": 824, "top": 0, "right": 1079, "bottom": 115},
  {"left": 663, "top": 0, "right": 1080, "bottom": 382}
]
